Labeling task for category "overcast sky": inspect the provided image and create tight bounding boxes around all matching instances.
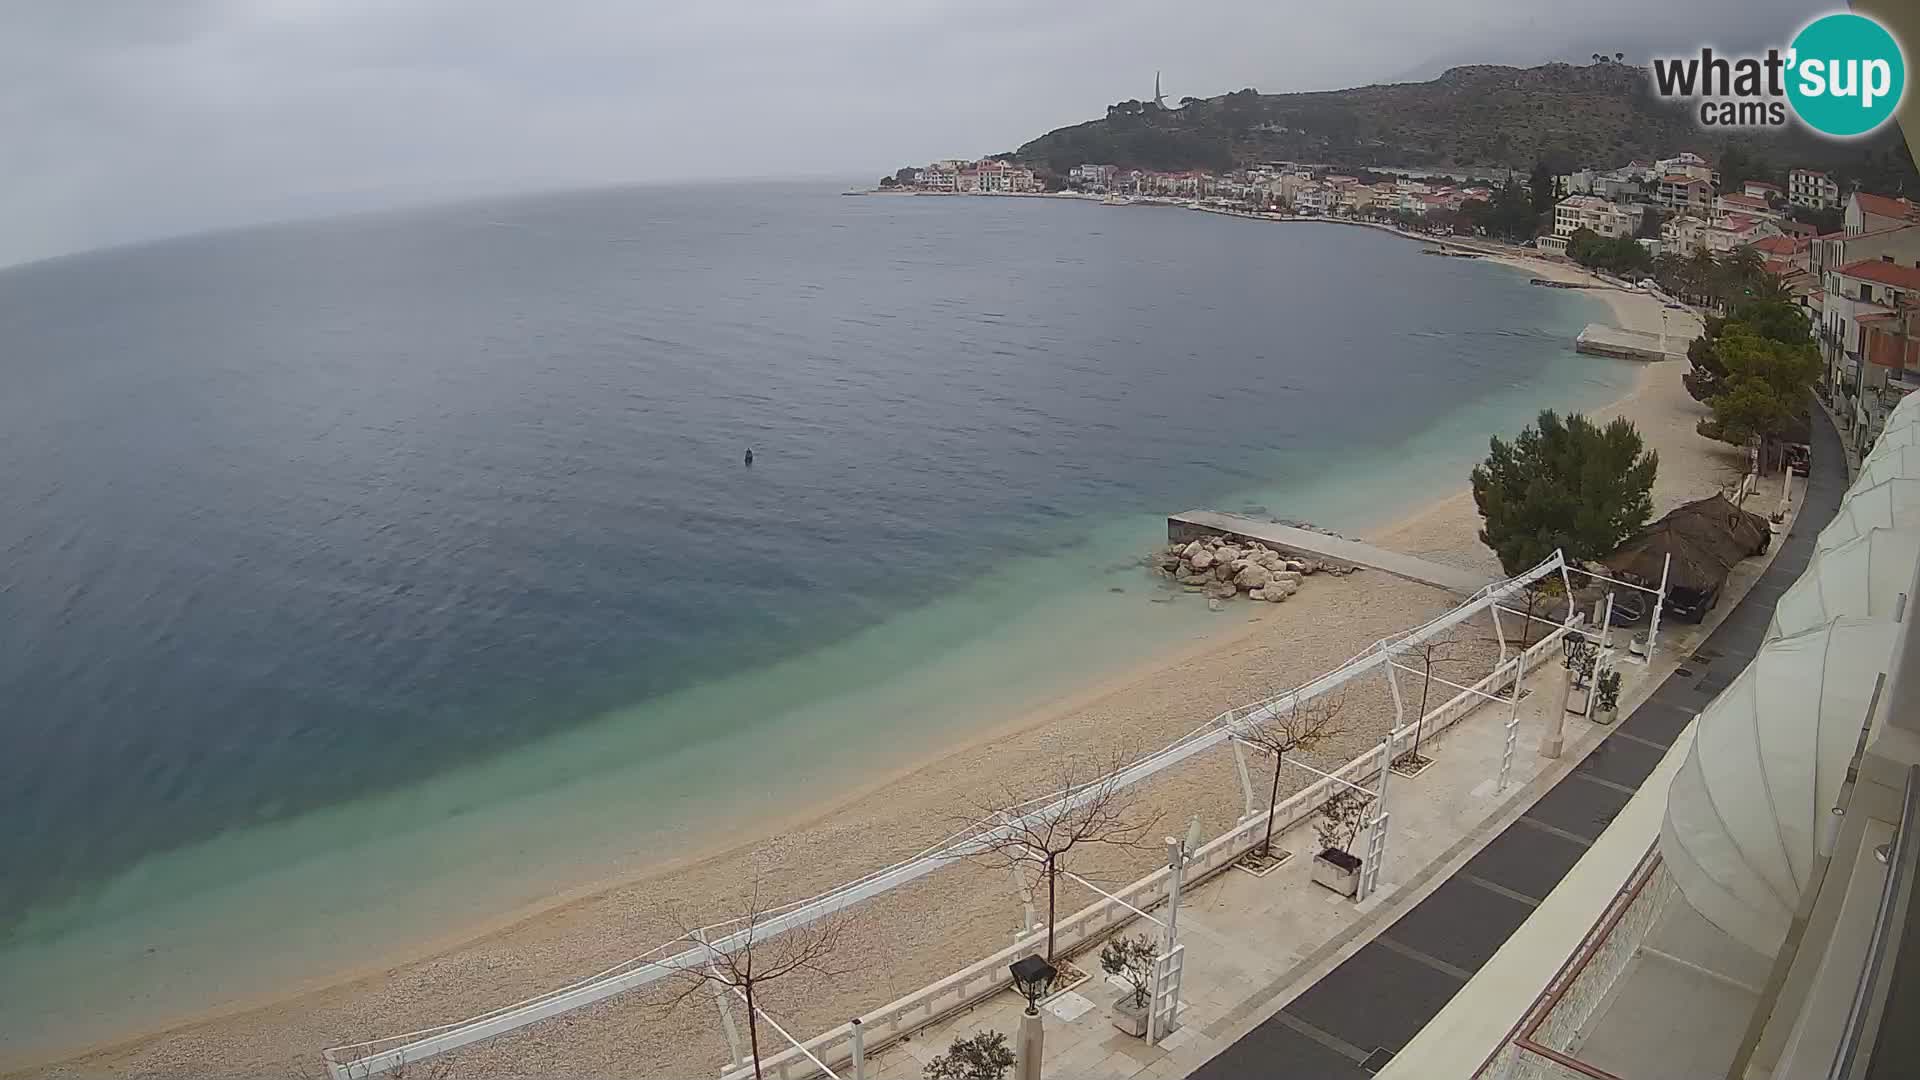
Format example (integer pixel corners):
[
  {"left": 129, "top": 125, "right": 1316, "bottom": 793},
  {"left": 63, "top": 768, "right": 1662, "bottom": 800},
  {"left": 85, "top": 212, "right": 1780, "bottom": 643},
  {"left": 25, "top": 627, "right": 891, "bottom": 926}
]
[{"left": 2, "top": 0, "right": 1823, "bottom": 267}]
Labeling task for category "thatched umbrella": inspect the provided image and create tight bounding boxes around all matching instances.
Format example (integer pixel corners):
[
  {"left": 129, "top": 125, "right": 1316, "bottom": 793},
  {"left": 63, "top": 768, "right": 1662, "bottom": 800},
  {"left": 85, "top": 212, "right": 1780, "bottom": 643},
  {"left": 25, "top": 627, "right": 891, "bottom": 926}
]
[
  {"left": 1664, "top": 494, "right": 1771, "bottom": 565},
  {"left": 1605, "top": 494, "right": 1772, "bottom": 621}
]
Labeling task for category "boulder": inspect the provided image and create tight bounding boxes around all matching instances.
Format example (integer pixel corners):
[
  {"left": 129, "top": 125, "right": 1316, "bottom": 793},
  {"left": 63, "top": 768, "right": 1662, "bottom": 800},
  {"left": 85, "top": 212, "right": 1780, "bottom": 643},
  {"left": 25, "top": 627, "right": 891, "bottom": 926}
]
[
  {"left": 1214, "top": 563, "right": 1236, "bottom": 582},
  {"left": 1207, "top": 582, "right": 1238, "bottom": 600},
  {"left": 1269, "top": 571, "right": 1301, "bottom": 586},
  {"left": 1181, "top": 541, "right": 1206, "bottom": 560},
  {"left": 1176, "top": 572, "right": 1210, "bottom": 586},
  {"left": 1235, "top": 565, "right": 1271, "bottom": 589},
  {"left": 1248, "top": 589, "right": 1268, "bottom": 601},
  {"left": 1188, "top": 548, "right": 1215, "bottom": 571},
  {"left": 1266, "top": 587, "right": 1289, "bottom": 603}
]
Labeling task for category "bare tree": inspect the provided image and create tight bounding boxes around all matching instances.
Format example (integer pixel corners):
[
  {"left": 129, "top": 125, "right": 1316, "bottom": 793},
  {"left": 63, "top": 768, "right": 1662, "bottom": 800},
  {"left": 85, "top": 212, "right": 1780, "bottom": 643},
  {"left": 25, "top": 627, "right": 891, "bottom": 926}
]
[
  {"left": 659, "top": 880, "right": 856, "bottom": 1080},
  {"left": 1399, "top": 627, "right": 1467, "bottom": 763},
  {"left": 1231, "top": 691, "right": 1350, "bottom": 861},
  {"left": 962, "top": 751, "right": 1160, "bottom": 962}
]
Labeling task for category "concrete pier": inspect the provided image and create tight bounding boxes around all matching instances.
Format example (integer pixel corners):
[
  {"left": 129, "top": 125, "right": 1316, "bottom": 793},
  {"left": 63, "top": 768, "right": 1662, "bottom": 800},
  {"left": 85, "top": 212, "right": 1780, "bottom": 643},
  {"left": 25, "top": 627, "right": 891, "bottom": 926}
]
[
  {"left": 1575, "top": 323, "right": 1675, "bottom": 362},
  {"left": 1167, "top": 511, "right": 1495, "bottom": 595}
]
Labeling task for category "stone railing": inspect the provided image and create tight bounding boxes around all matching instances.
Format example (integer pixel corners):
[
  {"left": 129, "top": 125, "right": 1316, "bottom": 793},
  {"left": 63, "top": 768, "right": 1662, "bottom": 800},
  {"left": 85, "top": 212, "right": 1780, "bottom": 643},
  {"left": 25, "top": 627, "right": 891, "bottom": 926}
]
[{"left": 726, "top": 626, "right": 1575, "bottom": 1080}]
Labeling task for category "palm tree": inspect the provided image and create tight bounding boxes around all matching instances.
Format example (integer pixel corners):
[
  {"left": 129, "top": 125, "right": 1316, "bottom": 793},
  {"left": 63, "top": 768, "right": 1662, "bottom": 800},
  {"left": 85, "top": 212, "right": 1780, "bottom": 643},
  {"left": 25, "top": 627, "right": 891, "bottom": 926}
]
[
  {"left": 1615, "top": 52, "right": 1625, "bottom": 63},
  {"left": 1686, "top": 248, "right": 1720, "bottom": 306}
]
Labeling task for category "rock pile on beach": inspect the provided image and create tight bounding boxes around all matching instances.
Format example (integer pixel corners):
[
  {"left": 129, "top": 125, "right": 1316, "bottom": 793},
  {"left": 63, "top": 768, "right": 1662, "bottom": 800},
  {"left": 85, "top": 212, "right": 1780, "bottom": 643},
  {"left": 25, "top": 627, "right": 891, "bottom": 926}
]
[{"left": 1151, "top": 536, "right": 1331, "bottom": 604}]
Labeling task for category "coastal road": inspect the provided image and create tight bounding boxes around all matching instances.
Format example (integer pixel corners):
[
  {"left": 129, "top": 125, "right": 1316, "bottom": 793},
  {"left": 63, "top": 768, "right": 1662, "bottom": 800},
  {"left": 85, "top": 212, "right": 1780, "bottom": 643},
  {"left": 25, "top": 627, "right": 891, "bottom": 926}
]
[{"left": 1183, "top": 402, "right": 1847, "bottom": 1079}]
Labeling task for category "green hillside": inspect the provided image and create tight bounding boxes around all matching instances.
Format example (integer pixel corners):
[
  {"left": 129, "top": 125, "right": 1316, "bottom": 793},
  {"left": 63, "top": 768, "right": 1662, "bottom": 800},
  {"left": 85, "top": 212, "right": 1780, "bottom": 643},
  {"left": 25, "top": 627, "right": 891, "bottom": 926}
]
[{"left": 1013, "top": 61, "right": 1913, "bottom": 186}]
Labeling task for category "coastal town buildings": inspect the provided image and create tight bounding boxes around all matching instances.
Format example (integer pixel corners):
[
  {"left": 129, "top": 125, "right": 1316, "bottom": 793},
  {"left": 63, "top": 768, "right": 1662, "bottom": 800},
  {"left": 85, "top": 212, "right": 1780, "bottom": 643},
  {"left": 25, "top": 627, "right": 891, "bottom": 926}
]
[
  {"left": 1819, "top": 252, "right": 1920, "bottom": 452},
  {"left": 1790, "top": 167, "right": 1840, "bottom": 209},
  {"left": 1847, "top": 190, "right": 1920, "bottom": 235},
  {"left": 1714, "top": 191, "right": 1781, "bottom": 220},
  {"left": 1655, "top": 174, "right": 1714, "bottom": 214},
  {"left": 1538, "top": 194, "right": 1644, "bottom": 255},
  {"left": 1655, "top": 151, "right": 1716, "bottom": 183},
  {"left": 1067, "top": 163, "right": 1115, "bottom": 190}
]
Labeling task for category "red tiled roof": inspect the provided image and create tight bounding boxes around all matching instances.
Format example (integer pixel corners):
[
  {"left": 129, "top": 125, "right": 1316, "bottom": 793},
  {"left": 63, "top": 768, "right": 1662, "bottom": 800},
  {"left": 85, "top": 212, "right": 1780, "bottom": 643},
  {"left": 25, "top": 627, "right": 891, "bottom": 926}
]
[
  {"left": 1720, "top": 194, "right": 1770, "bottom": 210},
  {"left": 1856, "top": 193, "right": 1918, "bottom": 221},
  {"left": 1661, "top": 174, "right": 1705, "bottom": 184},
  {"left": 1745, "top": 182, "right": 1783, "bottom": 192},
  {"left": 1836, "top": 258, "right": 1920, "bottom": 290},
  {"left": 1750, "top": 235, "right": 1802, "bottom": 255}
]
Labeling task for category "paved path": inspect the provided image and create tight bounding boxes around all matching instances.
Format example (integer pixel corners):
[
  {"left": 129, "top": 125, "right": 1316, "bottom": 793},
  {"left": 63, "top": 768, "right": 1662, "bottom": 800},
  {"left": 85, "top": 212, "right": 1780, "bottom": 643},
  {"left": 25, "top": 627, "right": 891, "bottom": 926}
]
[
  {"left": 1186, "top": 403, "right": 1848, "bottom": 1078},
  {"left": 1167, "top": 512, "right": 1494, "bottom": 596}
]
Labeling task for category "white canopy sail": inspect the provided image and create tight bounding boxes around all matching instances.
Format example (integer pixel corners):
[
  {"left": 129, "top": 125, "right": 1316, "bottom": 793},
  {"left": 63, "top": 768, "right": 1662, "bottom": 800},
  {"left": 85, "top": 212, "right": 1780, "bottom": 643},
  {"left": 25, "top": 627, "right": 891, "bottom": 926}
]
[
  {"left": 1854, "top": 445, "right": 1920, "bottom": 491},
  {"left": 1877, "top": 388, "right": 1920, "bottom": 434},
  {"left": 1768, "top": 528, "right": 1919, "bottom": 639},
  {"left": 1868, "top": 422, "right": 1920, "bottom": 458},
  {"left": 1816, "top": 478, "right": 1920, "bottom": 553},
  {"left": 1660, "top": 617, "right": 1897, "bottom": 955}
]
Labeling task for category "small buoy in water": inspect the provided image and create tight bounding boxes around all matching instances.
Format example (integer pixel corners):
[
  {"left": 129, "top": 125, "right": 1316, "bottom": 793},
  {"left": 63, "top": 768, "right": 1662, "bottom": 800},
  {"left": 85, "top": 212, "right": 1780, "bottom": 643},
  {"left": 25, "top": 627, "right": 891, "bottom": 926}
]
[{"left": 744, "top": 448, "right": 754, "bottom": 467}]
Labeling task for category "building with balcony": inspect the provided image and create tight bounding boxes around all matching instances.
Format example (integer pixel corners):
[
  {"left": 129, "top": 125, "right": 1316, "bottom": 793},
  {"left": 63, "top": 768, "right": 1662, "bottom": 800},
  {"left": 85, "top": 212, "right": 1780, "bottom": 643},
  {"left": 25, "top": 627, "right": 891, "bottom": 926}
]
[
  {"left": 1067, "top": 164, "right": 1115, "bottom": 191},
  {"left": 1656, "top": 175, "right": 1714, "bottom": 214},
  {"left": 1792, "top": 168, "right": 1841, "bottom": 210}
]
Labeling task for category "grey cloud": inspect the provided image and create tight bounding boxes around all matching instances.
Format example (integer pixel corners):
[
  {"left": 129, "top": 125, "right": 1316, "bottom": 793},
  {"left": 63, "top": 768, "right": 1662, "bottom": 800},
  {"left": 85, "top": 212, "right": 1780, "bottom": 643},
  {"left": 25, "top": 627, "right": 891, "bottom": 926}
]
[{"left": 1, "top": 0, "right": 1823, "bottom": 267}]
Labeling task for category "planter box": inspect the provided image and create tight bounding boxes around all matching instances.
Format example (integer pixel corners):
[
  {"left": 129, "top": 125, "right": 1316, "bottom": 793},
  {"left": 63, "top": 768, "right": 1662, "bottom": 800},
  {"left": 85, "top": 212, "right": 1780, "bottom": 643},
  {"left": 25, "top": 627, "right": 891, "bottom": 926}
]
[
  {"left": 1110, "top": 994, "right": 1149, "bottom": 1037},
  {"left": 1311, "top": 849, "right": 1362, "bottom": 897},
  {"left": 1592, "top": 705, "right": 1618, "bottom": 725}
]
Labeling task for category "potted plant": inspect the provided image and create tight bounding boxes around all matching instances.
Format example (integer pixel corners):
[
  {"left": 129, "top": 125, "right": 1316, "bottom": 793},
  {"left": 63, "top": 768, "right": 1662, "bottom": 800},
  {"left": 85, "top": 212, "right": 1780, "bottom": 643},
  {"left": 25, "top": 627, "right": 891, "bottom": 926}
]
[
  {"left": 925, "top": 1030, "right": 1015, "bottom": 1080},
  {"left": 1593, "top": 669, "right": 1622, "bottom": 725},
  {"left": 1099, "top": 934, "right": 1158, "bottom": 1037},
  {"left": 1311, "top": 789, "right": 1372, "bottom": 898}
]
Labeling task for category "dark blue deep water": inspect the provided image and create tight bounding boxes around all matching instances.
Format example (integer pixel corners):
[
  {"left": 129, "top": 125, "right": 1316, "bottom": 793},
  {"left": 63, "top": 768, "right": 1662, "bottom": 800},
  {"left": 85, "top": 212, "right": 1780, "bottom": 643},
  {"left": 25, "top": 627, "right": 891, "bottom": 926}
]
[{"left": 0, "top": 184, "right": 1618, "bottom": 1001}]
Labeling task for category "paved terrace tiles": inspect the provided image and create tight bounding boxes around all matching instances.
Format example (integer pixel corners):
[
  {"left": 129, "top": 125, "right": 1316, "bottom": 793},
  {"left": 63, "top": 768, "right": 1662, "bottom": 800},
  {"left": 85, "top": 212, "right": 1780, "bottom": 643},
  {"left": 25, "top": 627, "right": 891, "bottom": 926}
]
[{"left": 1186, "top": 400, "right": 1848, "bottom": 1079}]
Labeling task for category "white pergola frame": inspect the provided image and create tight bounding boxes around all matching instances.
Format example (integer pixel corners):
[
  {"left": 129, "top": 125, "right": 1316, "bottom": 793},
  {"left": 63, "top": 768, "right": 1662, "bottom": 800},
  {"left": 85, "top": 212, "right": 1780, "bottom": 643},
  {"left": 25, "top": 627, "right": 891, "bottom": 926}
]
[{"left": 323, "top": 551, "right": 1579, "bottom": 1080}]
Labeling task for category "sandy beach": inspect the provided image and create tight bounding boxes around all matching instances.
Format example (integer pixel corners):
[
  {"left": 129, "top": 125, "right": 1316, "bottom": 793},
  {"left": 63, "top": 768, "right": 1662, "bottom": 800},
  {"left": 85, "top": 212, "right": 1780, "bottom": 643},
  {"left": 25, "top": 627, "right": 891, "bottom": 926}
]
[{"left": 13, "top": 245, "right": 1745, "bottom": 1080}]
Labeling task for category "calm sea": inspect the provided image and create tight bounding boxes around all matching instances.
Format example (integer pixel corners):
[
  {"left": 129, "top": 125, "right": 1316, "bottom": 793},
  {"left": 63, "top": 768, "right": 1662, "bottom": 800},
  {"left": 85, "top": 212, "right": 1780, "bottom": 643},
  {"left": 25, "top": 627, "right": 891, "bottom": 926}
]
[{"left": 0, "top": 182, "right": 1630, "bottom": 1058}]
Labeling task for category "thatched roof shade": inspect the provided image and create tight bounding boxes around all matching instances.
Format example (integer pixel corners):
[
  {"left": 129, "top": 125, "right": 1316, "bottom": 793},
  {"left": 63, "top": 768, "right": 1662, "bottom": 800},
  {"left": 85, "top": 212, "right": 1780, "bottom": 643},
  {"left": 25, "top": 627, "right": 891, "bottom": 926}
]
[{"left": 1605, "top": 494, "right": 1771, "bottom": 594}]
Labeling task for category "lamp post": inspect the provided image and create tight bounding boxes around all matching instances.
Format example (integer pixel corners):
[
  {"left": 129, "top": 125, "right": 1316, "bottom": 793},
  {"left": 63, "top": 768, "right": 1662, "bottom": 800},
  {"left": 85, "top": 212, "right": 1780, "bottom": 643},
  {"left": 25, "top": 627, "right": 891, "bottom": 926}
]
[{"left": 1009, "top": 954, "right": 1058, "bottom": 1080}]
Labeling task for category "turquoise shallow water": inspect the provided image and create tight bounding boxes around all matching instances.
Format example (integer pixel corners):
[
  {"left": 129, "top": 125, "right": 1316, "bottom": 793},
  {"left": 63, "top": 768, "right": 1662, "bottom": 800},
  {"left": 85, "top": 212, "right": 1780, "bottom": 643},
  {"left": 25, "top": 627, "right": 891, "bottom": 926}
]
[{"left": 0, "top": 187, "right": 1631, "bottom": 1059}]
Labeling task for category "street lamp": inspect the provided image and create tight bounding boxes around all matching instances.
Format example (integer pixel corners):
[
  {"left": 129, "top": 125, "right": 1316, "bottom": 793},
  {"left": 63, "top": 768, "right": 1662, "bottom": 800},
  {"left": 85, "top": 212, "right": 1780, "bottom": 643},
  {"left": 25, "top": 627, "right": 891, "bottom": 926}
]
[{"left": 1009, "top": 955, "right": 1058, "bottom": 1080}]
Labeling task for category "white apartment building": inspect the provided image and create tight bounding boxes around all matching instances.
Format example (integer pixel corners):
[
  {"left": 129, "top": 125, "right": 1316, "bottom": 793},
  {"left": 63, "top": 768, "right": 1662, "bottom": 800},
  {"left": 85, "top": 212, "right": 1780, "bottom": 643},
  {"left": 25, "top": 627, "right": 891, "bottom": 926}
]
[
  {"left": 1546, "top": 194, "right": 1644, "bottom": 247},
  {"left": 1790, "top": 168, "right": 1841, "bottom": 209},
  {"left": 1655, "top": 152, "right": 1716, "bottom": 183}
]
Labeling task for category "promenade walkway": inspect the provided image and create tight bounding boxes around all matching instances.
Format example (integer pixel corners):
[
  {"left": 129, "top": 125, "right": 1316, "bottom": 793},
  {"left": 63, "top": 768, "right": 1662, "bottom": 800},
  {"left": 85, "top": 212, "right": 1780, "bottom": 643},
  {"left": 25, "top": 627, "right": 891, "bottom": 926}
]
[
  {"left": 855, "top": 409, "right": 1842, "bottom": 1080},
  {"left": 1187, "top": 402, "right": 1846, "bottom": 1078}
]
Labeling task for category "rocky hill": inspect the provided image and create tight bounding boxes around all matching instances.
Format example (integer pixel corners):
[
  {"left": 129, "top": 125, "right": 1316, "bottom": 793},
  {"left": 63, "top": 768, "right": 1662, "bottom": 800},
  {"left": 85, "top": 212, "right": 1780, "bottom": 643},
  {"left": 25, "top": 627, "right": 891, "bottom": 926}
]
[{"left": 1013, "top": 61, "right": 1911, "bottom": 181}]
